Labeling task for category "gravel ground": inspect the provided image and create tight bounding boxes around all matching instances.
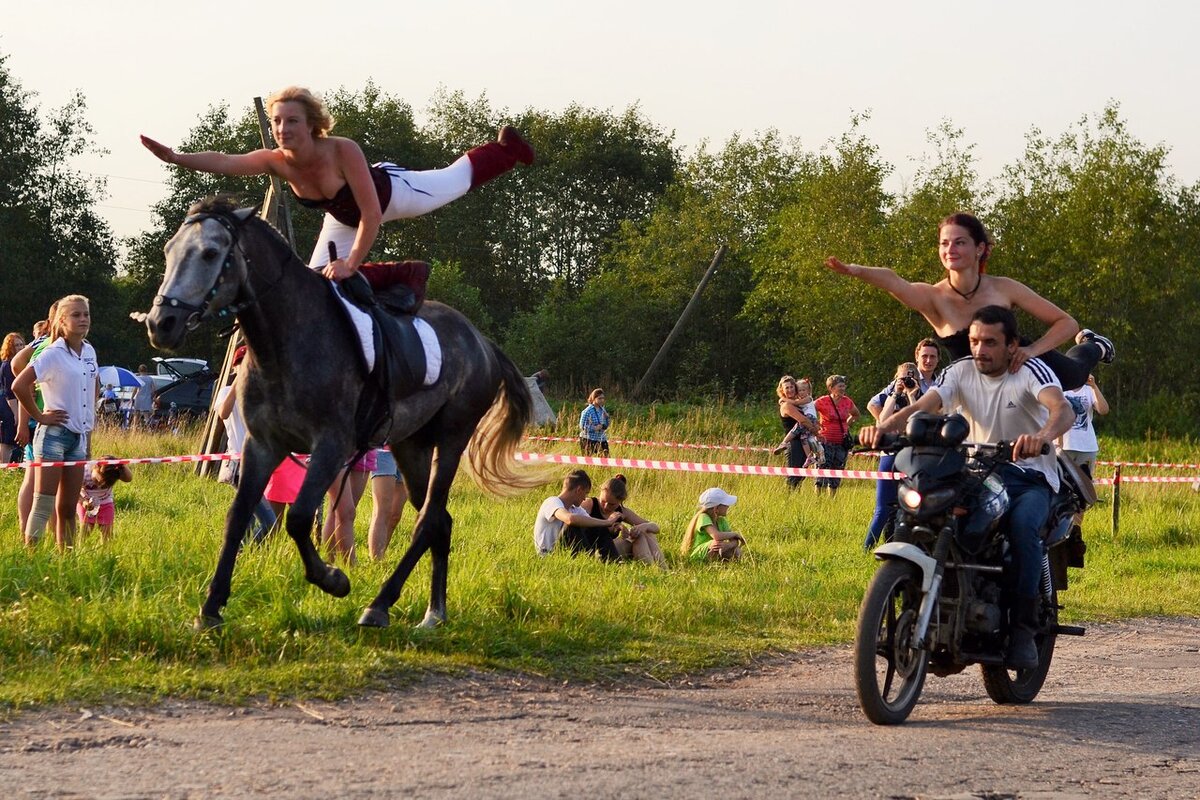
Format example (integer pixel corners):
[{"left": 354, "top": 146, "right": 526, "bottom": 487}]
[{"left": 2, "top": 616, "right": 1198, "bottom": 799}]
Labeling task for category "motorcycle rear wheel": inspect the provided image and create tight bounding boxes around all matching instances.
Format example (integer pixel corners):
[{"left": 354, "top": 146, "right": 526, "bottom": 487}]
[
  {"left": 980, "top": 590, "right": 1058, "bottom": 704},
  {"left": 854, "top": 560, "right": 929, "bottom": 725}
]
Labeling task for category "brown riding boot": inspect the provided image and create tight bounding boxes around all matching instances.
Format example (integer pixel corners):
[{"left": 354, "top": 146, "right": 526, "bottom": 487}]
[
  {"left": 359, "top": 260, "right": 430, "bottom": 313},
  {"left": 467, "top": 126, "right": 535, "bottom": 189}
]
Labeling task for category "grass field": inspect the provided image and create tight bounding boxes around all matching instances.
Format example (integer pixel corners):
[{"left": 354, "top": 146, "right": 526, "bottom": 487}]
[{"left": 1, "top": 406, "right": 1198, "bottom": 710}]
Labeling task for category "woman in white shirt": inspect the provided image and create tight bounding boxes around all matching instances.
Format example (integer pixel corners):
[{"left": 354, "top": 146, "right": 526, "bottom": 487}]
[{"left": 12, "top": 295, "right": 98, "bottom": 550}]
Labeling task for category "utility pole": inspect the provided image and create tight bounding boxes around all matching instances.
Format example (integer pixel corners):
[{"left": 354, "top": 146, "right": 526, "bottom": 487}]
[{"left": 632, "top": 245, "right": 726, "bottom": 398}]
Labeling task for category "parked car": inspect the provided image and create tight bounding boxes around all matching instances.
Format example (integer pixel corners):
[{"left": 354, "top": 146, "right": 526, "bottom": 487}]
[{"left": 149, "top": 358, "right": 216, "bottom": 421}]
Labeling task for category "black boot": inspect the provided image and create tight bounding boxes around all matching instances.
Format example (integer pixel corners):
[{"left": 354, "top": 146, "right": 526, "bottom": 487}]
[{"left": 1006, "top": 595, "right": 1041, "bottom": 669}]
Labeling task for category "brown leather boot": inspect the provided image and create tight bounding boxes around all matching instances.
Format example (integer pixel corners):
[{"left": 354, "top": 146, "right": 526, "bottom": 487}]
[{"left": 467, "top": 126, "right": 535, "bottom": 189}]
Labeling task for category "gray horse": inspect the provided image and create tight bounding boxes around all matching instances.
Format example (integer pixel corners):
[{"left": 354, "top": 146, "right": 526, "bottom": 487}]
[{"left": 146, "top": 197, "right": 540, "bottom": 629}]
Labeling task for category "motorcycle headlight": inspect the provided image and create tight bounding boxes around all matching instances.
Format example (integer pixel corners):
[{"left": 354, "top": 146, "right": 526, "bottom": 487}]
[
  {"left": 898, "top": 485, "right": 956, "bottom": 513},
  {"left": 899, "top": 485, "right": 922, "bottom": 510}
]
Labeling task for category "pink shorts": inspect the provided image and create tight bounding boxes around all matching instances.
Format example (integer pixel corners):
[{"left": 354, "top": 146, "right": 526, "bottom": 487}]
[
  {"left": 350, "top": 450, "right": 378, "bottom": 473},
  {"left": 264, "top": 457, "right": 307, "bottom": 504},
  {"left": 78, "top": 501, "right": 115, "bottom": 526}
]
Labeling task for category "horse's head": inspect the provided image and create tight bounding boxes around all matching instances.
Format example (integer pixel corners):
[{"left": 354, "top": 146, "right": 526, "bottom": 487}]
[{"left": 146, "top": 198, "right": 258, "bottom": 351}]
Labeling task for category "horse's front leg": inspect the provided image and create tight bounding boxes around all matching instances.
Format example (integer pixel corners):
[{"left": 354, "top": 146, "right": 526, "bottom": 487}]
[
  {"left": 196, "top": 438, "right": 281, "bottom": 629},
  {"left": 359, "top": 441, "right": 460, "bottom": 629},
  {"left": 286, "top": 441, "right": 352, "bottom": 599}
]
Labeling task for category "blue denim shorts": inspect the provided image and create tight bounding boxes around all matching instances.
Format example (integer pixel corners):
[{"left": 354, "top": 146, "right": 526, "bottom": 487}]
[
  {"left": 371, "top": 448, "right": 404, "bottom": 482},
  {"left": 33, "top": 425, "right": 88, "bottom": 462}
]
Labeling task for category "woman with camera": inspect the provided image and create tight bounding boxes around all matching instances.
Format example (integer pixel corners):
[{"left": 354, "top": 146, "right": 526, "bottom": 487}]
[
  {"left": 813, "top": 375, "right": 861, "bottom": 496},
  {"left": 863, "top": 362, "right": 923, "bottom": 550}
]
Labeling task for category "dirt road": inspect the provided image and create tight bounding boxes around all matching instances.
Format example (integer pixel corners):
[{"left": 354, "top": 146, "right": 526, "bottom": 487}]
[{"left": 2, "top": 617, "right": 1198, "bottom": 799}]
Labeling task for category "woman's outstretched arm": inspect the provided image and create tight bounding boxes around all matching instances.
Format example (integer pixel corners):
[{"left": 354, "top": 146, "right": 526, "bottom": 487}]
[
  {"left": 824, "top": 257, "right": 938, "bottom": 318},
  {"left": 141, "top": 135, "right": 278, "bottom": 177}
]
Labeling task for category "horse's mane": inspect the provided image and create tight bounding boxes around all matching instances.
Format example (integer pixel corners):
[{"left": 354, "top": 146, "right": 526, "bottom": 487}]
[{"left": 188, "top": 195, "right": 300, "bottom": 259}]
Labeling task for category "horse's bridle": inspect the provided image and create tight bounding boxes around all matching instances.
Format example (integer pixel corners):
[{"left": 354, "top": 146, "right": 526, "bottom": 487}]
[{"left": 153, "top": 211, "right": 259, "bottom": 330}]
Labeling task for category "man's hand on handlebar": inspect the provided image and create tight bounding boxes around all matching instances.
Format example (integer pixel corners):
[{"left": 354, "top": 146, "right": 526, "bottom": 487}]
[
  {"left": 1013, "top": 433, "right": 1052, "bottom": 459},
  {"left": 856, "top": 425, "right": 882, "bottom": 449}
]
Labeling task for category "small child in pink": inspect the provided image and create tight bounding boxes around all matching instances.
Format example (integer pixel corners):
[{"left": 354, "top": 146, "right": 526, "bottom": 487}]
[{"left": 77, "top": 457, "right": 133, "bottom": 542}]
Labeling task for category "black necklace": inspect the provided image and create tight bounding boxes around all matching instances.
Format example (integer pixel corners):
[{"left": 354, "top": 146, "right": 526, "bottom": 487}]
[{"left": 950, "top": 272, "right": 982, "bottom": 301}]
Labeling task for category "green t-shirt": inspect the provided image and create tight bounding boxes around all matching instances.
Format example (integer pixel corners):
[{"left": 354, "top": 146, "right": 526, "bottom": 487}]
[{"left": 689, "top": 512, "right": 732, "bottom": 561}]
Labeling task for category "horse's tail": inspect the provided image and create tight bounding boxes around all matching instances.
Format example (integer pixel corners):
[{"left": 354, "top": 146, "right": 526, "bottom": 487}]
[{"left": 465, "top": 343, "right": 553, "bottom": 496}]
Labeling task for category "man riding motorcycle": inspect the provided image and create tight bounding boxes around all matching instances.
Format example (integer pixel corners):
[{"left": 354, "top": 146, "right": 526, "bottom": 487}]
[{"left": 858, "top": 305, "right": 1074, "bottom": 668}]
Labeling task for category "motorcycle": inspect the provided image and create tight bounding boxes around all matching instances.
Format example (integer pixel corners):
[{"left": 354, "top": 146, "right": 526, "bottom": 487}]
[{"left": 853, "top": 411, "right": 1095, "bottom": 725}]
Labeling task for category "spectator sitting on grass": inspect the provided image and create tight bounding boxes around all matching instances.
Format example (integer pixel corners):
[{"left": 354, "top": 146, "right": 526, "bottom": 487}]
[
  {"left": 533, "top": 469, "right": 622, "bottom": 556},
  {"left": 681, "top": 487, "right": 745, "bottom": 562}
]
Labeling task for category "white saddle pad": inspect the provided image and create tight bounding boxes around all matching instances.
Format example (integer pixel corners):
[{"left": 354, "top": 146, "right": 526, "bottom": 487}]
[{"left": 332, "top": 289, "right": 441, "bottom": 386}]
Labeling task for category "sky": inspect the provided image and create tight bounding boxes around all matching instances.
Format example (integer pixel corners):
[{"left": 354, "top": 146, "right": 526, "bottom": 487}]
[{"left": 4, "top": 1, "right": 1197, "bottom": 243}]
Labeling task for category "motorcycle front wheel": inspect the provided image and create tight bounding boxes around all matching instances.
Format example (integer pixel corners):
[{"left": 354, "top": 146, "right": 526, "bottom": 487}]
[
  {"left": 980, "top": 590, "right": 1058, "bottom": 704},
  {"left": 854, "top": 560, "right": 929, "bottom": 725}
]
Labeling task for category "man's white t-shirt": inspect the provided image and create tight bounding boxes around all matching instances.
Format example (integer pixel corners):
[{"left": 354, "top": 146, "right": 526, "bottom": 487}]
[
  {"left": 533, "top": 495, "right": 581, "bottom": 555},
  {"left": 1061, "top": 386, "right": 1099, "bottom": 453},
  {"left": 931, "top": 356, "right": 1062, "bottom": 492}
]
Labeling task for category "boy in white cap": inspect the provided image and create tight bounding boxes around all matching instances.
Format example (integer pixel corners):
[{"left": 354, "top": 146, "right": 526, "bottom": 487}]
[{"left": 681, "top": 487, "right": 745, "bottom": 562}]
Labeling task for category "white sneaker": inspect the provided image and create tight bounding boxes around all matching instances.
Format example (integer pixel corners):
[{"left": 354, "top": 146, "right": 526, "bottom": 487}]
[{"left": 1076, "top": 328, "right": 1115, "bottom": 364}]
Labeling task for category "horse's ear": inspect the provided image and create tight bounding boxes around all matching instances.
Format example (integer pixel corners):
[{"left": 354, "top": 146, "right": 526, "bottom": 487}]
[{"left": 233, "top": 205, "right": 261, "bottom": 223}]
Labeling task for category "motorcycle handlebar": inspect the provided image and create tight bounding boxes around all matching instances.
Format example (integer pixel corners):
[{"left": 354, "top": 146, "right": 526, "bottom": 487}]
[{"left": 855, "top": 433, "right": 1051, "bottom": 460}]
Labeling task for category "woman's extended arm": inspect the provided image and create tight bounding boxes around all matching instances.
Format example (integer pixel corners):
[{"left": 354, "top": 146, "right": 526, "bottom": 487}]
[
  {"left": 824, "top": 257, "right": 938, "bottom": 318},
  {"left": 141, "top": 135, "right": 279, "bottom": 177}
]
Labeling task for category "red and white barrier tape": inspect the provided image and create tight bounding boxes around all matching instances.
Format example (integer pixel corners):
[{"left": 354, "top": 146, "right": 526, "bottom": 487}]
[
  {"left": 1096, "top": 459, "right": 1200, "bottom": 470},
  {"left": 513, "top": 452, "right": 901, "bottom": 479},
  {"left": 6, "top": 450, "right": 1197, "bottom": 487},
  {"left": 523, "top": 434, "right": 774, "bottom": 453},
  {"left": 1092, "top": 475, "right": 1199, "bottom": 485},
  {"left": 526, "top": 434, "right": 1199, "bottom": 471},
  {"left": 0, "top": 453, "right": 236, "bottom": 469}
]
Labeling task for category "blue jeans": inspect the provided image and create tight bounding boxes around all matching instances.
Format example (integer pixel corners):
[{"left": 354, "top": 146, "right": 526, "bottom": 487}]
[
  {"left": 785, "top": 437, "right": 806, "bottom": 488},
  {"left": 816, "top": 442, "right": 847, "bottom": 491},
  {"left": 997, "top": 462, "right": 1052, "bottom": 597},
  {"left": 864, "top": 453, "right": 898, "bottom": 550}
]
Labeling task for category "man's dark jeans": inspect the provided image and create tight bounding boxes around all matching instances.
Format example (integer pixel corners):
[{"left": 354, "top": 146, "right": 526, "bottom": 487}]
[{"left": 997, "top": 462, "right": 1052, "bottom": 597}]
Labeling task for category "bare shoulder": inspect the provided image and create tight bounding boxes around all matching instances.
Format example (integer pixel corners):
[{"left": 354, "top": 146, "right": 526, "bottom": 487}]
[{"left": 328, "top": 136, "right": 365, "bottom": 158}]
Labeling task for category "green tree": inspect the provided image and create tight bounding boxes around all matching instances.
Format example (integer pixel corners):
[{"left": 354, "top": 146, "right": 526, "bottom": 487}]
[
  {"left": 0, "top": 53, "right": 119, "bottom": 358},
  {"left": 991, "top": 103, "right": 1198, "bottom": 417}
]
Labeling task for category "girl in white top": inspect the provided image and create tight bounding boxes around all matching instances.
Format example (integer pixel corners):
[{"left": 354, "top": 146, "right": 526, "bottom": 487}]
[
  {"left": 12, "top": 295, "right": 99, "bottom": 550},
  {"left": 1058, "top": 374, "right": 1109, "bottom": 477}
]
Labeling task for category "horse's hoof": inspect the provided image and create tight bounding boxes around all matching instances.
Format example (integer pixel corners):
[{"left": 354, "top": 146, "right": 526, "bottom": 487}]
[
  {"left": 313, "top": 565, "right": 351, "bottom": 598},
  {"left": 418, "top": 610, "right": 445, "bottom": 629},
  {"left": 193, "top": 613, "right": 224, "bottom": 631},
  {"left": 358, "top": 607, "right": 390, "bottom": 628}
]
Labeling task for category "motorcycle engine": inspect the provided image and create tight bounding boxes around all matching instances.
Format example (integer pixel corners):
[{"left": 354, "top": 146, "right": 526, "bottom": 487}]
[{"left": 965, "top": 599, "right": 1002, "bottom": 633}]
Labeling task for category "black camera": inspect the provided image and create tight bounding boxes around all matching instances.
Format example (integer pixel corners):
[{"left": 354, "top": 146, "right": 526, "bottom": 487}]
[{"left": 901, "top": 376, "right": 917, "bottom": 389}]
